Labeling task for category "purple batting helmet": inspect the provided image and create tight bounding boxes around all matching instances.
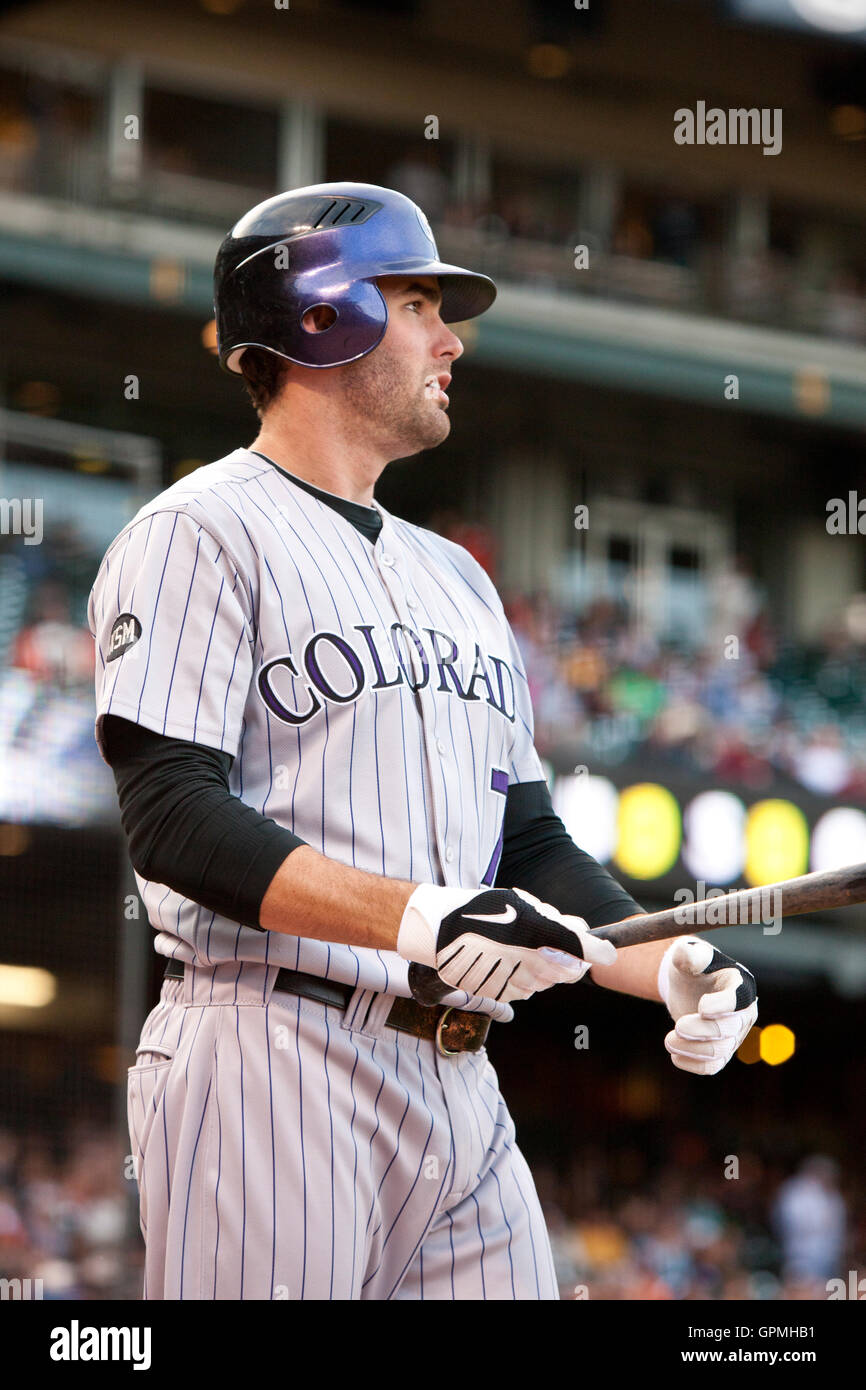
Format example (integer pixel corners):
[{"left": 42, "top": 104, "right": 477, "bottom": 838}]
[{"left": 213, "top": 181, "right": 497, "bottom": 372}]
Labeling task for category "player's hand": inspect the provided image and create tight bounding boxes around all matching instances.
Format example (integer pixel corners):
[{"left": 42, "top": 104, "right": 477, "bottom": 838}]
[
  {"left": 396, "top": 884, "right": 616, "bottom": 1004},
  {"left": 659, "top": 938, "right": 758, "bottom": 1076}
]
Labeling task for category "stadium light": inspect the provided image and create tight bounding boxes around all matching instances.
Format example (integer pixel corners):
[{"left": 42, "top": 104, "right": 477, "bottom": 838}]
[
  {"left": 0, "top": 965, "right": 57, "bottom": 1009},
  {"left": 830, "top": 105, "right": 866, "bottom": 140},
  {"left": 759, "top": 1024, "right": 796, "bottom": 1066},
  {"left": 527, "top": 44, "right": 572, "bottom": 79}
]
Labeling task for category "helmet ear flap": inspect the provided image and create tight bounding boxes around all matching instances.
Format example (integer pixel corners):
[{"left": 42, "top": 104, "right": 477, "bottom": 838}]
[
  {"left": 219, "top": 257, "right": 388, "bottom": 370},
  {"left": 290, "top": 273, "right": 387, "bottom": 366}
]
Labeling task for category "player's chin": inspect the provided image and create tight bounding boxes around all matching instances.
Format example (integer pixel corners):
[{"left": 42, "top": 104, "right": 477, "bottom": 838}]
[
  {"left": 423, "top": 403, "right": 452, "bottom": 442},
  {"left": 400, "top": 410, "right": 450, "bottom": 455}
]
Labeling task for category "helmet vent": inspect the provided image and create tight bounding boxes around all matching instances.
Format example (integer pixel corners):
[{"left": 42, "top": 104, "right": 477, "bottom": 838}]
[{"left": 310, "top": 197, "right": 382, "bottom": 229}]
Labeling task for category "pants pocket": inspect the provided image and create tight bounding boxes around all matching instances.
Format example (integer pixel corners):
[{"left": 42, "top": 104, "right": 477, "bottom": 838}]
[{"left": 127, "top": 1044, "right": 177, "bottom": 1225}]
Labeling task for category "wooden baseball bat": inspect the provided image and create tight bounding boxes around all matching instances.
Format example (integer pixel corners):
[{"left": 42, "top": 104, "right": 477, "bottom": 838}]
[{"left": 408, "top": 861, "right": 866, "bottom": 1007}]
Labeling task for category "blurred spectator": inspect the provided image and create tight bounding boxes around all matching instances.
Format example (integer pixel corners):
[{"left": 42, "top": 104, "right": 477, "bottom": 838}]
[
  {"left": 434, "top": 510, "right": 498, "bottom": 580},
  {"left": 823, "top": 271, "right": 866, "bottom": 344},
  {"left": 793, "top": 726, "right": 853, "bottom": 797},
  {"left": 707, "top": 556, "right": 762, "bottom": 654},
  {"left": 0, "top": 96, "right": 38, "bottom": 191},
  {"left": 771, "top": 1156, "right": 847, "bottom": 1284},
  {"left": 612, "top": 204, "right": 654, "bottom": 260},
  {"left": 651, "top": 197, "right": 701, "bottom": 268},
  {"left": 386, "top": 148, "right": 450, "bottom": 222},
  {"left": 0, "top": 1184, "right": 29, "bottom": 1248},
  {"left": 11, "top": 581, "right": 94, "bottom": 690}
]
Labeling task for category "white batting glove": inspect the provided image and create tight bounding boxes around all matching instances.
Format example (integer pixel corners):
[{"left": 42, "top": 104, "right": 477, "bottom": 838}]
[
  {"left": 397, "top": 884, "right": 616, "bottom": 1005},
  {"left": 659, "top": 938, "right": 758, "bottom": 1077}
]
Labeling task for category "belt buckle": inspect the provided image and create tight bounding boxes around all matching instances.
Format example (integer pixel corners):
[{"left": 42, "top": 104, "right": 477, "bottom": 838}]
[{"left": 435, "top": 1007, "right": 460, "bottom": 1057}]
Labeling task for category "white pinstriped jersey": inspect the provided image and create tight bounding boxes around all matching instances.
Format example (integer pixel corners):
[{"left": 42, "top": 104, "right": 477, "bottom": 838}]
[{"left": 88, "top": 448, "right": 545, "bottom": 1022}]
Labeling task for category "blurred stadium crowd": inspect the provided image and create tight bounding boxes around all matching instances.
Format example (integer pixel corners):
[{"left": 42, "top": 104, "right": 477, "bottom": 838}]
[
  {"left": 0, "top": 1126, "right": 141, "bottom": 1300},
  {"left": 540, "top": 1146, "right": 859, "bottom": 1301},
  {"left": 504, "top": 581, "right": 866, "bottom": 799},
  {"left": 0, "top": 1123, "right": 858, "bottom": 1301},
  {"left": 0, "top": 524, "right": 107, "bottom": 826},
  {"left": 430, "top": 515, "right": 866, "bottom": 800}
]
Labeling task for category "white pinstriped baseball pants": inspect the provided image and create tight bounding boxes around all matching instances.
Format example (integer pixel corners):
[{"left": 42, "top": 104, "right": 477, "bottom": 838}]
[{"left": 127, "top": 966, "right": 559, "bottom": 1301}]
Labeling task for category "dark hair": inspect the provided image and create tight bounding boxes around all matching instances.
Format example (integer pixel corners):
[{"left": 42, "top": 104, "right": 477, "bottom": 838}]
[{"left": 239, "top": 348, "right": 291, "bottom": 416}]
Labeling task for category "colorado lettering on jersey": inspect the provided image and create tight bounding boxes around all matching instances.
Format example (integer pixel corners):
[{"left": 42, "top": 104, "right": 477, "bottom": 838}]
[
  {"left": 257, "top": 622, "right": 516, "bottom": 727},
  {"left": 106, "top": 612, "right": 142, "bottom": 661}
]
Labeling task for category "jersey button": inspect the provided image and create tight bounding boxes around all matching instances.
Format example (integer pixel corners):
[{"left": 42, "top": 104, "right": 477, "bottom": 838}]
[
  {"left": 436, "top": 739, "right": 446, "bottom": 756},
  {"left": 406, "top": 595, "right": 418, "bottom": 610},
  {"left": 445, "top": 846, "right": 454, "bottom": 863},
  {"left": 381, "top": 552, "right": 395, "bottom": 567}
]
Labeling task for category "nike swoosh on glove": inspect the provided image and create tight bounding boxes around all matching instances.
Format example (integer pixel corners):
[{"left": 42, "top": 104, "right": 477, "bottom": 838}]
[
  {"left": 659, "top": 937, "right": 758, "bottom": 1077},
  {"left": 396, "top": 884, "right": 616, "bottom": 1004}
]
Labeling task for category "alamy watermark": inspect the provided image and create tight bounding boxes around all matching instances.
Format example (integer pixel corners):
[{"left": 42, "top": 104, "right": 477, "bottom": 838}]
[
  {"left": 674, "top": 102, "right": 782, "bottom": 157},
  {"left": 826, "top": 492, "right": 866, "bottom": 534},
  {"left": 827, "top": 1270, "right": 866, "bottom": 1300},
  {"left": 673, "top": 880, "right": 782, "bottom": 935},
  {"left": 0, "top": 497, "right": 43, "bottom": 545},
  {"left": 1, "top": 1277, "right": 43, "bottom": 1300},
  {"left": 49, "top": 1321, "right": 151, "bottom": 1369}
]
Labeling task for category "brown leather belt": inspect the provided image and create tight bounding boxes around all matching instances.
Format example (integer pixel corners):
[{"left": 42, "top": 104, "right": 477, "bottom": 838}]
[{"left": 162, "top": 960, "right": 491, "bottom": 1056}]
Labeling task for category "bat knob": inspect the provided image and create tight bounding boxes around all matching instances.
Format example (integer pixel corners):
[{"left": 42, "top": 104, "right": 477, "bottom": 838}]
[{"left": 408, "top": 962, "right": 451, "bottom": 1008}]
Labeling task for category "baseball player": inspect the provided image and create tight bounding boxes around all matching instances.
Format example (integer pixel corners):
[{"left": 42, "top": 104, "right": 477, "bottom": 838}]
[{"left": 88, "top": 182, "right": 758, "bottom": 1301}]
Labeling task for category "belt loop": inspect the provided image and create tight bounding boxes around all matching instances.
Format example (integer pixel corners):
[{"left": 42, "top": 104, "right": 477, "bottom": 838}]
[{"left": 340, "top": 988, "right": 391, "bottom": 1038}]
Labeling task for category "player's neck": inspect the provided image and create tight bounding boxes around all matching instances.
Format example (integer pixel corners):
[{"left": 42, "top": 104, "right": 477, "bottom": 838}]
[{"left": 251, "top": 415, "right": 385, "bottom": 509}]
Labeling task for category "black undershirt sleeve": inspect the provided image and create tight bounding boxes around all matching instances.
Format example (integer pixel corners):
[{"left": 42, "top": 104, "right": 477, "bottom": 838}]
[
  {"left": 495, "top": 779, "right": 644, "bottom": 928},
  {"left": 102, "top": 714, "right": 306, "bottom": 931}
]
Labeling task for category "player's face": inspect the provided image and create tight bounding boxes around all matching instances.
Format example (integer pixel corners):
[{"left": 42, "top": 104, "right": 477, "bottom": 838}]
[{"left": 341, "top": 275, "right": 464, "bottom": 457}]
